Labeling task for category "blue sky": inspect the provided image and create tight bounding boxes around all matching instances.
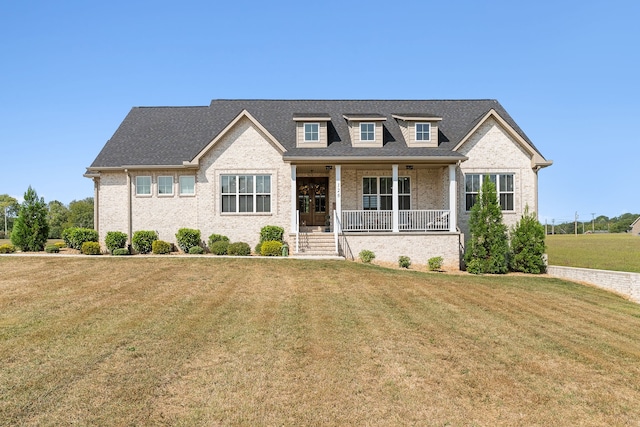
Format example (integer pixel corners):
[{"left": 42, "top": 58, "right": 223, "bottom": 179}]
[{"left": 1, "top": 0, "right": 638, "bottom": 224}]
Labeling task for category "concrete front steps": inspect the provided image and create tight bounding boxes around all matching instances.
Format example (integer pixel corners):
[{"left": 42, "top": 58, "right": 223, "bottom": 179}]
[{"left": 294, "top": 231, "right": 339, "bottom": 256}]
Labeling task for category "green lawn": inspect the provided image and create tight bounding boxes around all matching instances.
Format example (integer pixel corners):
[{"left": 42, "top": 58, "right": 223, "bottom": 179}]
[
  {"left": 2, "top": 257, "right": 640, "bottom": 425},
  {"left": 546, "top": 233, "right": 640, "bottom": 272}
]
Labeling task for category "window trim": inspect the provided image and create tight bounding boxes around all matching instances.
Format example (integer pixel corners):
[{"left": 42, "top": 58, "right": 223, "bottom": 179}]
[
  {"left": 464, "top": 173, "right": 515, "bottom": 212},
  {"left": 415, "top": 122, "right": 431, "bottom": 141},
  {"left": 221, "top": 174, "right": 272, "bottom": 214},
  {"left": 135, "top": 176, "right": 151, "bottom": 196},
  {"left": 178, "top": 175, "right": 196, "bottom": 196},
  {"left": 157, "top": 175, "right": 174, "bottom": 196},
  {"left": 359, "top": 122, "right": 375, "bottom": 142},
  {"left": 303, "top": 122, "right": 320, "bottom": 142}
]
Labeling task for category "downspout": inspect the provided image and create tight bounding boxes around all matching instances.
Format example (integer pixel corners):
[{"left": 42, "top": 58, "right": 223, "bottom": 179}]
[
  {"left": 126, "top": 169, "right": 132, "bottom": 248},
  {"left": 534, "top": 165, "right": 541, "bottom": 219},
  {"left": 93, "top": 177, "right": 99, "bottom": 236}
]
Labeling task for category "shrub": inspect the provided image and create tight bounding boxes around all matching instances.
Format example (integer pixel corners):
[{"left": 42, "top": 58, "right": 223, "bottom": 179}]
[
  {"left": 132, "top": 230, "right": 158, "bottom": 254},
  {"left": 0, "top": 244, "right": 16, "bottom": 254},
  {"left": 227, "top": 242, "right": 251, "bottom": 256},
  {"left": 509, "top": 206, "right": 547, "bottom": 274},
  {"left": 210, "top": 240, "right": 229, "bottom": 255},
  {"left": 54, "top": 242, "right": 66, "bottom": 249},
  {"left": 11, "top": 186, "right": 49, "bottom": 252},
  {"left": 62, "top": 227, "right": 99, "bottom": 250},
  {"left": 359, "top": 249, "right": 376, "bottom": 263},
  {"left": 45, "top": 245, "right": 60, "bottom": 253},
  {"left": 105, "top": 231, "right": 128, "bottom": 253},
  {"left": 82, "top": 241, "right": 101, "bottom": 255},
  {"left": 255, "top": 242, "right": 262, "bottom": 254},
  {"left": 428, "top": 256, "right": 444, "bottom": 271},
  {"left": 152, "top": 240, "right": 171, "bottom": 254},
  {"left": 398, "top": 256, "right": 411, "bottom": 269},
  {"left": 463, "top": 178, "right": 509, "bottom": 274},
  {"left": 259, "top": 226, "right": 284, "bottom": 243},
  {"left": 112, "top": 248, "right": 130, "bottom": 256},
  {"left": 189, "top": 246, "right": 205, "bottom": 254},
  {"left": 176, "top": 228, "right": 201, "bottom": 253},
  {"left": 260, "top": 240, "right": 283, "bottom": 256},
  {"left": 208, "top": 233, "right": 230, "bottom": 247}
]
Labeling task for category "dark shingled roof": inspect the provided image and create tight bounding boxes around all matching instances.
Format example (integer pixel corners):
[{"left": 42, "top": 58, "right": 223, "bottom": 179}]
[{"left": 89, "top": 99, "right": 539, "bottom": 168}]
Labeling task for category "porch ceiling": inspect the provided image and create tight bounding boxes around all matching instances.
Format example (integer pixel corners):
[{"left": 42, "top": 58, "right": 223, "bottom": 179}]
[{"left": 294, "top": 163, "right": 449, "bottom": 173}]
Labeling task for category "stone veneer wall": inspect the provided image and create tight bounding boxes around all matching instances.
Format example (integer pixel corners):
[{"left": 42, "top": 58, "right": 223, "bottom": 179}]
[
  {"left": 547, "top": 266, "right": 640, "bottom": 303},
  {"left": 341, "top": 233, "right": 462, "bottom": 270}
]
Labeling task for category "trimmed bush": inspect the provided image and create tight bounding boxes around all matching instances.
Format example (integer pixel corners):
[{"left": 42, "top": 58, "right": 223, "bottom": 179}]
[
  {"left": 398, "top": 256, "right": 411, "bottom": 269},
  {"left": 189, "top": 246, "right": 205, "bottom": 254},
  {"left": 210, "top": 240, "right": 229, "bottom": 255},
  {"left": 428, "top": 256, "right": 444, "bottom": 271},
  {"left": 208, "top": 233, "right": 230, "bottom": 248},
  {"left": 105, "top": 231, "right": 128, "bottom": 253},
  {"left": 260, "top": 240, "right": 283, "bottom": 256},
  {"left": 0, "top": 244, "right": 16, "bottom": 254},
  {"left": 227, "top": 242, "right": 251, "bottom": 256},
  {"left": 54, "top": 242, "right": 66, "bottom": 249},
  {"left": 255, "top": 242, "right": 262, "bottom": 254},
  {"left": 259, "top": 226, "right": 284, "bottom": 243},
  {"left": 82, "top": 241, "right": 101, "bottom": 255},
  {"left": 152, "top": 240, "right": 171, "bottom": 254},
  {"left": 132, "top": 230, "right": 158, "bottom": 254},
  {"left": 359, "top": 249, "right": 375, "bottom": 263},
  {"left": 112, "top": 248, "right": 130, "bottom": 256},
  {"left": 176, "top": 228, "right": 201, "bottom": 253},
  {"left": 62, "top": 227, "right": 99, "bottom": 250},
  {"left": 45, "top": 245, "right": 60, "bottom": 253}
]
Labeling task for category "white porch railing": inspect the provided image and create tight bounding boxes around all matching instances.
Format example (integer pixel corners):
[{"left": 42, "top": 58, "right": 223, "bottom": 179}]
[
  {"left": 341, "top": 210, "right": 450, "bottom": 232},
  {"left": 295, "top": 210, "right": 299, "bottom": 253}
]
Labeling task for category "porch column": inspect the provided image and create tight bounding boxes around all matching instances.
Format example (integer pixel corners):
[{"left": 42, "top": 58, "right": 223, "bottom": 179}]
[
  {"left": 335, "top": 164, "right": 342, "bottom": 232},
  {"left": 291, "top": 165, "right": 297, "bottom": 232},
  {"left": 448, "top": 164, "right": 457, "bottom": 232},
  {"left": 392, "top": 164, "right": 399, "bottom": 232}
]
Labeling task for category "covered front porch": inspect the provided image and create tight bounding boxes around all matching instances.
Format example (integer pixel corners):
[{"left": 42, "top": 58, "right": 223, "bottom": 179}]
[{"left": 289, "top": 162, "right": 461, "bottom": 262}]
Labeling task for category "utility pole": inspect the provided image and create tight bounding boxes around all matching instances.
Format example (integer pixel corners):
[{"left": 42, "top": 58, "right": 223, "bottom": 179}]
[
  {"left": 3, "top": 206, "right": 7, "bottom": 237},
  {"left": 591, "top": 213, "right": 596, "bottom": 233},
  {"left": 552, "top": 219, "right": 555, "bottom": 235},
  {"left": 575, "top": 212, "right": 578, "bottom": 235}
]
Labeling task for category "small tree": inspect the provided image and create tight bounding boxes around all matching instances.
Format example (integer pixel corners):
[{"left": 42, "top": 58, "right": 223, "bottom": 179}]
[
  {"left": 510, "top": 206, "right": 547, "bottom": 273},
  {"left": 464, "top": 178, "right": 509, "bottom": 274},
  {"left": 11, "top": 186, "right": 50, "bottom": 252}
]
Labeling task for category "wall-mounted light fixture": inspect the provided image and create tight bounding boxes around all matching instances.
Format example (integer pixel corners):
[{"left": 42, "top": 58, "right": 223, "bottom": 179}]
[
  {"left": 405, "top": 165, "right": 414, "bottom": 170},
  {"left": 325, "top": 165, "right": 333, "bottom": 170}
]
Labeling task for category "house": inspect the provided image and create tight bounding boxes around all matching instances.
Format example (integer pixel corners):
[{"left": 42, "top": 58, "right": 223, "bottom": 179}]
[
  {"left": 85, "top": 100, "right": 552, "bottom": 268},
  {"left": 631, "top": 217, "right": 640, "bottom": 235}
]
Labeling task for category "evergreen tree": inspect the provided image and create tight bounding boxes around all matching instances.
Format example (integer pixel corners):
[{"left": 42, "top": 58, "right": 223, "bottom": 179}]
[
  {"left": 11, "top": 186, "right": 50, "bottom": 251},
  {"left": 464, "top": 177, "right": 509, "bottom": 274},
  {"left": 509, "top": 205, "right": 546, "bottom": 273}
]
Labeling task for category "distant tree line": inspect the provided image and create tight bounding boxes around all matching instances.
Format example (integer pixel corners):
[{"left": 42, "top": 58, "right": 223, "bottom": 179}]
[
  {"left": 546, "top": 213, "right": 639, "bottom": 234},
  {"left": 0, "top": 189, "right": 93, "bottom": 240}
]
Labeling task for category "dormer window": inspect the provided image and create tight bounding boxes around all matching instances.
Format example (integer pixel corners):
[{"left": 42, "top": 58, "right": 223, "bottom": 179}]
[
  {"left": 360, "top": 123, "right": 375, "bottom": 141},
  {"left": 415, "top": 123, "right": 430, "bottom": 141},
  {"left": 304, "top": 123, "right": 319, "bottom": 142},
  {"left": 392, "top": 114, "right": 441, "bottom": 147},
  {"left": 293, "top": 114, "right": 331, "bottom": 148}
]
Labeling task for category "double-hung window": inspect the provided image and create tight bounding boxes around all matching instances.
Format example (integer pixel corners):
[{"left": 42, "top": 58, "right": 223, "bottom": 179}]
[
  {"left": 179, "top": 176, "right": 195, "bottom": 195},
  {"left": 304, "top": 123, "right": 319, "bottom": 142},
  {"left": 221, "top": 174, "right": 271, "bottom": 213},
  {"left": 363, "top": 177, "right": 410, "bottom": 210},
  {"left": 465, "top": 173, "right": 514, "bottom": 211},
  {"left": 415, "top": 123, "right": 430, "bottom": 141},
  {"left": 158, "top": 176, "right": 173, "bottom": 195},
  {"left": 360, "top": 123, "right": 375, "bottom": 141},
  {"left": 135, "top": 176, "right": 151, "bottom": 196}
]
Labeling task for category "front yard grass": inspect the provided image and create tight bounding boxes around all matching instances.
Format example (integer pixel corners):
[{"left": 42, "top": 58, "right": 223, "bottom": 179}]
[
  {"left": 546, "top": 233, "right": 640, "bottom": 272},
  {"left": 2, "top": 257, "right": 640, "bottom": 425}
]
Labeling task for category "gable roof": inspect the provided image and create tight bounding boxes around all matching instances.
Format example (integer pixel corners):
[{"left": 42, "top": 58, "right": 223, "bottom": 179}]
[{"left": 89, "top": 99, "right": 548, "bottom": 169}]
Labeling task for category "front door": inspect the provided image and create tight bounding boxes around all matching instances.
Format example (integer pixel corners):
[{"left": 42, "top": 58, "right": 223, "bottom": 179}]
[{"left": 297, "top": 177, "right": 328, "bottom": 227}]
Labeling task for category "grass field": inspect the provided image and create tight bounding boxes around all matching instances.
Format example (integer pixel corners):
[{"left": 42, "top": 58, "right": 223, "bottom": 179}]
[
  {"left": 546, "top": 233, "right": 640, "bottom": 272},
  {"left": 2, "top": 257, "right": 640, "bottom": 425}
]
